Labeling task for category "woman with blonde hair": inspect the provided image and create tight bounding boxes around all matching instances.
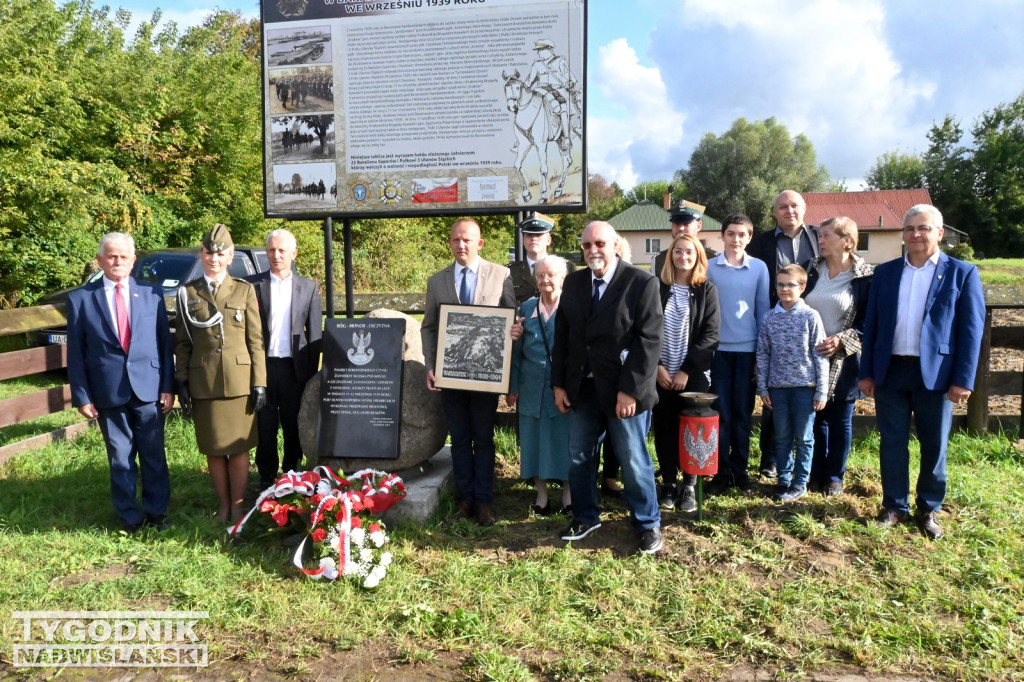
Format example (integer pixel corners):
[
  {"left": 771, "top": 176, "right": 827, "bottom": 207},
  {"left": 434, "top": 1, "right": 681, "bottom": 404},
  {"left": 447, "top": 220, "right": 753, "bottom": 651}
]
[
  {"left": 176, "top": 224, "right": 267, "bottom": 523},
  {"left": 803, "top": 216, "right": 873, "bottom": 496},
  {"left": 652, "top": 233, "right": 719, "bottom": 512}
]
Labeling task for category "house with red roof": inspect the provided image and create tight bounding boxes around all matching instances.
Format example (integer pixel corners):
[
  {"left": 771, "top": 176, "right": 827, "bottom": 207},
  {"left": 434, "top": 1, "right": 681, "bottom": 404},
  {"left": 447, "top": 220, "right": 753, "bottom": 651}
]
[{"left": 803, "top": 189, "right": 965, "bottom": 264}]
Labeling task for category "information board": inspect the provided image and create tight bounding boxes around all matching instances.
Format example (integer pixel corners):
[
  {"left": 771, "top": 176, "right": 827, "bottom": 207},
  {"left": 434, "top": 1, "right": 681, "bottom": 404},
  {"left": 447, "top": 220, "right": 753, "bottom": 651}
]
[{"left": 260, "top": 0, "right": 587, "bottom": 218}]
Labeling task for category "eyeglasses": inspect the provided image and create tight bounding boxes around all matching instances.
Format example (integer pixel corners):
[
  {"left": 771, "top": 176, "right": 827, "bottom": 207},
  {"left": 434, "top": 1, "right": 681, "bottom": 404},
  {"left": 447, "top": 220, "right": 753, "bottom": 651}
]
[
  {"left": 578, "top": 240, "right": 607, "bottom": 250},
  {"left": 776, "top": 282, "right": 802, "bottom": 289},
  {"left": 903, "top": 225, "right": 936, "bottom": 235}
]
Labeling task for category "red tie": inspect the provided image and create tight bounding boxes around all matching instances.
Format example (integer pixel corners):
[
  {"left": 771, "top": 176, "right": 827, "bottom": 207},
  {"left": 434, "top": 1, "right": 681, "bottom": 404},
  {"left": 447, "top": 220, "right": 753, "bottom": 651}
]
[{"left": 115, "top": 283, "right": 131, "bottom": 353}]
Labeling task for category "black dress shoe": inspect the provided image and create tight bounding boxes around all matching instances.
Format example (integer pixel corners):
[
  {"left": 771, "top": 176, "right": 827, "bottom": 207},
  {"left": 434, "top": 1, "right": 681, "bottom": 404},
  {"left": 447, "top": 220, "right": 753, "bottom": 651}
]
[
  {"left": 601, "top": 482, "right": 624, "bottom": 499},
  {"left": 120, "top": 521, "right": 144, "bottom": 534},
  {"left": 876, "top": 508, "right": 910, "bottom": 527},
  {"left": 476, "top": 505, "right": 496, "bottom": 527},
  {"left": 705, "top": 475, "right": 733, "bottom": 496},
  {"left": 759, "top": 464, "right": 777, "bottom": 479},
  {"left": 456, "top": 501, "right": 475, "bottom": 519},
  {"left": 915, "top": 510, "right": 943, "bottom": 540},
  {"left": 145, "top": 514, "right": 170, "bottom": 531},
  {"left": 530, "top": 503, "right": 555, "bottom": 516}
]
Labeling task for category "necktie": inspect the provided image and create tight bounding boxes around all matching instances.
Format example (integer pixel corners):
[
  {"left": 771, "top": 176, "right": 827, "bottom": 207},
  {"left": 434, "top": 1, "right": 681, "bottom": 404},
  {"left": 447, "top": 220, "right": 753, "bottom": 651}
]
[
  {"left": 459, "top": 268, "right": 471, "bottom": 304},
  {"left": 210, "top": 281, "right": 218, "bottom": 300},
  {"left": 115, "top": 283, "right": 131, "bottom": 353},
  {"left": 591, "top": 278, "right": 604, "bottom": 312}
]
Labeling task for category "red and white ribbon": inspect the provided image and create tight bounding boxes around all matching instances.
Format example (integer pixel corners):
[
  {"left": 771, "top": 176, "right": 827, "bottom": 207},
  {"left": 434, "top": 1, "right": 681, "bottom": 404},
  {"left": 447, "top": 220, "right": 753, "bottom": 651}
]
[{"left": 228, "top": 465, "right": 344, "bottom": 536}]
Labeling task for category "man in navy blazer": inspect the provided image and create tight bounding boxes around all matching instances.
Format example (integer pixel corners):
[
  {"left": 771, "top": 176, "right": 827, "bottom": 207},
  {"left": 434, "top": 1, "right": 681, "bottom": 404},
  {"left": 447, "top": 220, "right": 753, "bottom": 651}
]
[
  {"left": 248, "top": 229, "right": 322, "bottom": 488},
  {"left": 67, "top": 233, "right": 174, "bottom": 532},
  {"left": 551, "top": 221, "right": 664, "bottom": 554},
  {"left": 858, "top": 204, "right": 985, "bottom": 539}
]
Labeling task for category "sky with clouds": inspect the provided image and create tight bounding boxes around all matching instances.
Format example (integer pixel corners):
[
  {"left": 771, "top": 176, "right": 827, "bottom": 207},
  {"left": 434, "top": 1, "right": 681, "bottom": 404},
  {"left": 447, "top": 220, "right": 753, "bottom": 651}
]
[{"left": 116, "top": 0, "right": 1024, "bottom": 190}]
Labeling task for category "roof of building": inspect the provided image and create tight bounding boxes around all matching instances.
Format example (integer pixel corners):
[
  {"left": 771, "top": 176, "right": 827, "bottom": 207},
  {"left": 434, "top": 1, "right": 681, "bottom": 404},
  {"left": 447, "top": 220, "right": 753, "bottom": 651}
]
[
  {"left": 803, "top": 189, "right": 933, "bottom": 231},
  {"left": 609, "top": 200, "right": 723, "bottom": 233}
]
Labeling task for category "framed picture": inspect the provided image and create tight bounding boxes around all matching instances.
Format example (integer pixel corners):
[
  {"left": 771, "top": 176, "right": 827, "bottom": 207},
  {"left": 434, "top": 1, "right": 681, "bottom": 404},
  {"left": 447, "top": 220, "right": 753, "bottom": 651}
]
[{"left": 434, "top": 304, "right": 515, "bottom": 393}]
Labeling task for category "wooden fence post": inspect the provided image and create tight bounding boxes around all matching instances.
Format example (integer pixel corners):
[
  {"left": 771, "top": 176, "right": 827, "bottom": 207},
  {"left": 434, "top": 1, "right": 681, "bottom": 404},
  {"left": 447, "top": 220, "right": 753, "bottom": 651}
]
[{"left": 967, "top": 307, "right": 992, "bottom": 435}]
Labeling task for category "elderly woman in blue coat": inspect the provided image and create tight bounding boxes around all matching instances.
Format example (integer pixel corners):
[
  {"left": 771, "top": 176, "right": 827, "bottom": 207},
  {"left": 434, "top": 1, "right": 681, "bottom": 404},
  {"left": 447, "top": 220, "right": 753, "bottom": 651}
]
[{"left": 507, "top": 256, "right": 572, "bottom": 515}]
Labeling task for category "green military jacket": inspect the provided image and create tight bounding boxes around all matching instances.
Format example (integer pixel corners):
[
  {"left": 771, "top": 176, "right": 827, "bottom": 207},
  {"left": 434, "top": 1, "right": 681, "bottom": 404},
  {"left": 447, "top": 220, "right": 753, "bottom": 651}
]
[{"left": 174, "top": 276, "right": 267, "bottom": 399}]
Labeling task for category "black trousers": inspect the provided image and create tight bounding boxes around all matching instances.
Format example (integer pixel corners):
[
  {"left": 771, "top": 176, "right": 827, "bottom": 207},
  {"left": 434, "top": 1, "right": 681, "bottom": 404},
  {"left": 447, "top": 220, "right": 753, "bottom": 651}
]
[
  {"left": 256, "top": 357, "right": 305, "bottom": 485},
  {"left": 442, "top": 389, "right": 499, "bottom": 505}
]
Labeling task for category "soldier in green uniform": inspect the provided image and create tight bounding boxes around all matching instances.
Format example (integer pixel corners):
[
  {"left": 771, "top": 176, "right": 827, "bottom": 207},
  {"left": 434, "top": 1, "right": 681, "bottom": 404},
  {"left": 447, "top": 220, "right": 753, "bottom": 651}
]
[{"left": 175, "top": 224, "right": 267, "bottom": 524}]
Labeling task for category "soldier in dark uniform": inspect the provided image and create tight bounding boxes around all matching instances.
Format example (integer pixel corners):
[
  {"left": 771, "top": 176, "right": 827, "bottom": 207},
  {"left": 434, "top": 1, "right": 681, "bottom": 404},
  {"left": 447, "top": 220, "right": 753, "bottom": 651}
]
[
  {"left": 175, "top": 224, "right": 267, "bottom": 524},
  {"left": 651, "top": 205, "right": 718, "bottom": 276},
  {"left": 509, "top": 213, "right": 575, "bottom": 305}
]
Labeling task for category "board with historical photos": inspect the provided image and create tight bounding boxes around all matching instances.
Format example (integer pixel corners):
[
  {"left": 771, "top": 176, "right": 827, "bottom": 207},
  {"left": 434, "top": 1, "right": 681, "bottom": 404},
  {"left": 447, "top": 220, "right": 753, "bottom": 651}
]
[{"left": 260, "top": 0, "right": 587, "bottom": 218}]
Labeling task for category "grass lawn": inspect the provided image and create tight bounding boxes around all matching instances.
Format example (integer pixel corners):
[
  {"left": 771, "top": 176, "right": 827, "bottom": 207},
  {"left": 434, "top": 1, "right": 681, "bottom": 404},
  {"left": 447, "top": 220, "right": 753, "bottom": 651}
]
[
  {"left": 974, "top": 258, "right": 1024, "bottom": 287},
  {"left": 1, "top": 418, "right": 1022, "bottom": 680}
]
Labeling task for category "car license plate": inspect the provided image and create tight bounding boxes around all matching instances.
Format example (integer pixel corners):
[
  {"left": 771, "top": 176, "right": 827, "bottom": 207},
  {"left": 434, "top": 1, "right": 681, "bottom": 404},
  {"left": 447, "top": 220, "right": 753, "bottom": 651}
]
[{"left": 48, "top": 333, "right": 68, "bottom": 345}]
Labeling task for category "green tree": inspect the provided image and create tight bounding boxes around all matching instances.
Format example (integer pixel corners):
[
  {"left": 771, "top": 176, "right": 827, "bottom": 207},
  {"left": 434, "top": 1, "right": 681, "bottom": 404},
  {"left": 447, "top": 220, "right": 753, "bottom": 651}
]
[
  {"left": 551, "top": 173, "right": 624, "bottom": 253},
  {"left": 676, "top": 117, "right": 831, "bottom": 231},
  {"left": 866, "top": 151, "right": 926, "bottom": 190},
  {"left": 0, "top": 1, "right": 275, "bottom": 304},
  {"left": 969, "top": 92, "right": 1024, "bottom": 255},
  {"left": 870, "top": 96, "right": 1024, "bottom": 257},
  {"left": 622, "top": 180, "right": 678, "bottom": 208}
]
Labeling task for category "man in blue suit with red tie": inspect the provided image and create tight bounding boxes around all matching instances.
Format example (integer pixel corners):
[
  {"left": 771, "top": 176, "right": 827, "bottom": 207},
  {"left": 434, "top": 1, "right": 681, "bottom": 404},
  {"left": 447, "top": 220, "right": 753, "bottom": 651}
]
[
  {"left": 67, "top": 233, "right": 175, "bottom": 532},
  {"left": 858, "top": 204, "right": 985, "bottom": 539}
]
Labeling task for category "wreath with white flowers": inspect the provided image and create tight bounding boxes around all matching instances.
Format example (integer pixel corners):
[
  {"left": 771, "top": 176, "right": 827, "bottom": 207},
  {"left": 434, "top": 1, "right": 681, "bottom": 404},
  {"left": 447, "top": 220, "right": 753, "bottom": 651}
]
[{"left": 230, "top": 466, "right": 406, "bottom": 588}]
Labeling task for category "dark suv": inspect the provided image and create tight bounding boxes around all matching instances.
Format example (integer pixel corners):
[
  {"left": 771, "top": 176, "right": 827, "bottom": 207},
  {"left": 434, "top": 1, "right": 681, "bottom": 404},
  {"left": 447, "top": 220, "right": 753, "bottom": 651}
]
[{"left": 31, "top": 247, "right": 270, "bottom": 345}]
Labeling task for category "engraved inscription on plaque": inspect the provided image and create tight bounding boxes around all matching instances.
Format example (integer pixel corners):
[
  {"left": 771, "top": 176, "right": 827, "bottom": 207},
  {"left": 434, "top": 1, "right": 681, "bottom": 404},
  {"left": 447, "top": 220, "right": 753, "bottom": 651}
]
[{"left": 318, "top": 318, "right": 405, "bottom": 459}]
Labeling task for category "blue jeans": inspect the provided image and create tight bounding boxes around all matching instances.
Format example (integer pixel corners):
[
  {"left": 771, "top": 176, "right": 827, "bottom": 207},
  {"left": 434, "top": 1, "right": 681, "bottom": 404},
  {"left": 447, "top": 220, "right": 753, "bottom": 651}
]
[
  {"left": 710, "top": 351, "right": 756, "bottom": 482},
  {"left": 812, "top": 399, "right": 855, "bottom": 485},
  {"left": 441, "top": 389, "right": 499, "bottom": 505},
  {"left": 770, "top": 387, "right": 815, "bottom": 489},
  {"left": 874, "top": 358, "right": 952, "bottom": 514},
  {"left": 567, "top": 382, "right": 660, "bottom": 530}
]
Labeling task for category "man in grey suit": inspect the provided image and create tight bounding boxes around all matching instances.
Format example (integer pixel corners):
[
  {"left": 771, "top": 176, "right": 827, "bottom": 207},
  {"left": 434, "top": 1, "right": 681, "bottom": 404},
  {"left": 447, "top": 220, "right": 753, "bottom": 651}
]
[
  {"left": 422, "top": 218, "right": 516, "bottom": 526},
  {"left": 249, "top": 228, "right": 322, "bottom": 488}
]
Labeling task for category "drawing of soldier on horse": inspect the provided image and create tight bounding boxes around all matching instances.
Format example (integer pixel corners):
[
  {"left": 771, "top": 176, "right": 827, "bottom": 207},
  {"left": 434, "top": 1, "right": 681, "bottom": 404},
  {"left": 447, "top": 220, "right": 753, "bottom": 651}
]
[{"left": 503, "top": 38, "right": 581, "bottom": 204}]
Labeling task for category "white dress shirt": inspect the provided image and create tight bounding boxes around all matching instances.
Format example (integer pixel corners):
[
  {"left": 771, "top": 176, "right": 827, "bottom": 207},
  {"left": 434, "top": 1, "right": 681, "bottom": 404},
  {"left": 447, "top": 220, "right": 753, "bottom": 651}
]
[
  {"left": 267, "top": 272, "right": 294, "bottom": 358},
  {"left": 892, "top": 251, "right": 940, "bottom": 356},
  {"left": 591, "top": 256, "right": 619, "bottom": 301}
]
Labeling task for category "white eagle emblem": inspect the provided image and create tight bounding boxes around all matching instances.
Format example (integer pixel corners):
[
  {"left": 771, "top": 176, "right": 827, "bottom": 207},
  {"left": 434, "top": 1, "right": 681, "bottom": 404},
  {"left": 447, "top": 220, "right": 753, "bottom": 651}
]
[
  {"left": 683, "top": 423, "right": 718, "bottom": 469},
  {"left": 347, "top": 331, "right": 374, "bottom": 366}
]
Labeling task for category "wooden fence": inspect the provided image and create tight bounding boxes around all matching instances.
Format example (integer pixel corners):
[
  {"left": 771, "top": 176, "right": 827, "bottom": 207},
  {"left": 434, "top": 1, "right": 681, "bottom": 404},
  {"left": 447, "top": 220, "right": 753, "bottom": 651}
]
[{"left": 2, "top": 293, "right": 1023, "bottom": 461}]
